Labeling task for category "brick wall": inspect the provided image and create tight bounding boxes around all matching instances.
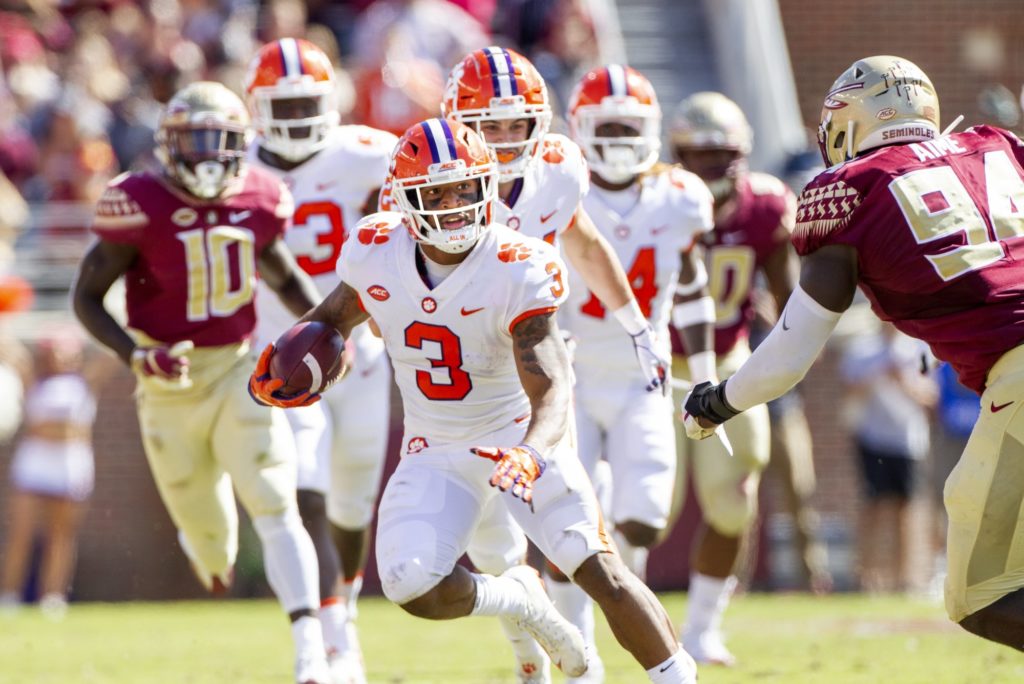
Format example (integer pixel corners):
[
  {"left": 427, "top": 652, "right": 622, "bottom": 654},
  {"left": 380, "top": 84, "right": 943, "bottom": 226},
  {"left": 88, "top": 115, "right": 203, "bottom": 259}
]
[{"left": 778, "top": 0, "right": 1024, "bottom": 137}]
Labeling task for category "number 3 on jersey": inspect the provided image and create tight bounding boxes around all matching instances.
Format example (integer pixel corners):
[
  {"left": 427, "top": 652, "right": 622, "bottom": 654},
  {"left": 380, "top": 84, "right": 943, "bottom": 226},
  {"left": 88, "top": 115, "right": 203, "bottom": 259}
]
[
  {"left": 293, "top": 201, "right": 345, "bottom": 276},
  {"left": 405, "top": 322, "right": 472, "bottom": 400},
  {"left": 580, "top": 246, "right": 657, "bottom": 318}
]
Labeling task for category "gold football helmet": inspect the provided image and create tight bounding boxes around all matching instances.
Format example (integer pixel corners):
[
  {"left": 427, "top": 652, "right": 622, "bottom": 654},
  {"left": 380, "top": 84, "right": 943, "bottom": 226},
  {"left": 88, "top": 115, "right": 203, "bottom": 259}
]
[
  {"left": 155, "top": 81, "right": 252, "bottom": 199},
  {"left": 669, "top": 92, "right": 753, "bottom": 154},
  {"left": 818, "top": 55, "right": 940, "bottom": 167}
]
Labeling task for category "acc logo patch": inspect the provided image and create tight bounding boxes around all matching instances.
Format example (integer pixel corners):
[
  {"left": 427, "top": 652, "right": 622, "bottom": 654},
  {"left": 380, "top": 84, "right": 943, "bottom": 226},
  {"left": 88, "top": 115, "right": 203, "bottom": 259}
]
[
  {"left": 421, "top": 297, "right": 437, "bottom": 313},
  {"left": 367, "top": 285, "right": 390, "bottom": 301},
  {"left": 876, "top": 107, "right": 897, "bottom": 121}
]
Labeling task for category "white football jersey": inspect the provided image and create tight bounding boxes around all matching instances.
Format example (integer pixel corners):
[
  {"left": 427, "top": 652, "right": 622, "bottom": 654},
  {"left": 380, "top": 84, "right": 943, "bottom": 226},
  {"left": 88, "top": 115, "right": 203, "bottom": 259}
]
[
  {"left": 338, "top": 213, "right": 568, "bottom": 447},
  {"left": 251, "top": 125, "right": 398, "bottom": 357},
  {"left": 560, "top": 166, "right": 713, "bottom": 377},
  {"left": 492, "top": 133, "right": 589, "bottom": 245}
]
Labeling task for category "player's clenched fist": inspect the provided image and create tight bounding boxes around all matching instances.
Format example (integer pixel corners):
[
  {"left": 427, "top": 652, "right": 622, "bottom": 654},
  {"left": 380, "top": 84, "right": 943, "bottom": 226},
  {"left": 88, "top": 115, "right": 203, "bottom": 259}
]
[
  {"left": 131, "top": 340, "right": 194, "bottom": 384},
  {"left": 472, "top": 444, "right": 547, "bottom": 509},
  {"left": 682, "top": 380, "right": 740, "bottom": 439},
  {"left": 248, "top": 344, "right": 321, "bottom": 408}
]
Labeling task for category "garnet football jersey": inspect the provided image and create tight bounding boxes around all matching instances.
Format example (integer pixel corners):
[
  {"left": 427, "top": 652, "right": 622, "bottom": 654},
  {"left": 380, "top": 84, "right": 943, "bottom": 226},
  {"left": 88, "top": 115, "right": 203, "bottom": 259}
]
[
  {"left": 492, "top": 134, "right": 590, "bottom": 246},
  {"left": 562, "top": 166, "right": 713, "bottom": 377},
  {"left": 250, "top": 125, "right": 397, "bottom": 349},
  {"left": 793, "top": 126, "right": 1024, "bottom": 393},
  {"left": 337, "top": 213, "right": 568, "bottom": 446},
  {"left": 91, "top": 169, "right": 292, "bottom": 347}
]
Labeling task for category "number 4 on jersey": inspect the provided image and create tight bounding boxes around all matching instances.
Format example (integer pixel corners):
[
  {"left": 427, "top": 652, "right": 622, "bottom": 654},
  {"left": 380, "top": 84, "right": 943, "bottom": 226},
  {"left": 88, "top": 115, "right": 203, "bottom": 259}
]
[{"left": 580, "top": 246, "right": 657, "bottom": 318}]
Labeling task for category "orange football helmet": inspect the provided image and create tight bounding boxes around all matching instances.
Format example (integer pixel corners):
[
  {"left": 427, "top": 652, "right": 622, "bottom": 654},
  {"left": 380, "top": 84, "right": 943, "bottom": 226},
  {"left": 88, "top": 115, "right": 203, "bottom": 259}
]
[
  {"left": 568, "top": 64, "right": 661, "bottom": 182},
  {"left": 390, "top": 118, "right": 497, "bottom": 254},
  {"left": 244, "top": 38, "right": 339, "bottom": 161},
  {"left": 441, "top": 47, "right": 551, "bottom": 182}
]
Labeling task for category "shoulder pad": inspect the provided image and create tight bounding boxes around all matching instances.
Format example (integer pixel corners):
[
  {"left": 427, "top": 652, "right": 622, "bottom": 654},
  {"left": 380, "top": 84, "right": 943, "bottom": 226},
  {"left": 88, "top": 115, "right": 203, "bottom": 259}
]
[{"left": 793, "top": 177, "right": 862, "bottom": 243}]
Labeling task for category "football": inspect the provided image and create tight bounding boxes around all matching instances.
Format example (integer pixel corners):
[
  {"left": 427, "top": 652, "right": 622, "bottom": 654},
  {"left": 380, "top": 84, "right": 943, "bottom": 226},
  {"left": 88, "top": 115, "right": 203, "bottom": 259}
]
[{"left": 269, "top": 321, "right": 346, "bottom": 396}]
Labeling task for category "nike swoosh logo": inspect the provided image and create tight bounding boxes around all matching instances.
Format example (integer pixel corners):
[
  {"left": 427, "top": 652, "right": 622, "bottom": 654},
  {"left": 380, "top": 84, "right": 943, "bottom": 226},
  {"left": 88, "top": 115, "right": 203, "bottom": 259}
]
[
  {"left": 461, "top": 306, "right": 484, "bottom": 316},
  {"left": 229, "top": 210, "right": 252, "bottom": 223},
  {"left": 992, "top": 400, "right": 1014, "bottom": 413},
  {"left": 651, "top": 225, "right": 670, "bottom": 235},
  {"left": 316, "top": 181, "right": 336, "bottom": 191},
  {"left": 540, "top": 210, "right": 557, "bottom": 223},
  {"left": 782, "top": 310, "right": 791, "bottom": 331},
  {"left": 659, "top": 664, "right": 672, "bottom": 673}
]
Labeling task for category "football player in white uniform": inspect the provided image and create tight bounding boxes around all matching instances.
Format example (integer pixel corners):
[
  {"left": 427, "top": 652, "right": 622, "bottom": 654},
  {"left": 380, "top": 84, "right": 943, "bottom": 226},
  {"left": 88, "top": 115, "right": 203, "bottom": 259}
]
[
  {"left": 442, "top": 47, "right": 669, "bottom": 396},
  {"left": 245, "top": 38, "right": 397, "bottom": 683},
  {"left": 552, "top": 65, "right": 718, "bottom": 682},
  {"left": 250, "top": 119, "right": 699, "bottom": 684}
]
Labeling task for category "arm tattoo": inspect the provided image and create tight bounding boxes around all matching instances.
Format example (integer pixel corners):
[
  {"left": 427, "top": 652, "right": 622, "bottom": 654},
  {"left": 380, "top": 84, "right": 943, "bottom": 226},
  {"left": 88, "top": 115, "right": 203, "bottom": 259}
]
[{"left": 513, "top": 312, "right": 551, "bottom": 377}]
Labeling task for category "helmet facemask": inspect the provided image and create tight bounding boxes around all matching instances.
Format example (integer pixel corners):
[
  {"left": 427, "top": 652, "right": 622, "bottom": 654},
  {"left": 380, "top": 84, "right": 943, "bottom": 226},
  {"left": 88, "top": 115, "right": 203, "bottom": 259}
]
[
  {"left": 573, "top": 100, "right": 661, "bottom": 183},
  {"left": 393, "top": 160, "right": 498, "bottom": 254},
  {"left": 157, "top": 124, "right": 249, "bottom": 199},
  {"left": 251, "top": 78, "right": 339, "bottom": 162},
  {"left": 451, "top": 97, "right": 551, "bottom": 182}
]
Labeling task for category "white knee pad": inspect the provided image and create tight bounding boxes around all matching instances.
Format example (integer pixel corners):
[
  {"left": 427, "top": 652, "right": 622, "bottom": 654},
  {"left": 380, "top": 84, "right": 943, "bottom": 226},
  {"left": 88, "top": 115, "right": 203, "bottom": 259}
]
[
  {"left": 376, "top": 519, "right": 447, "bottom": 605},
  {"left": 253, "top": 509, "right": 319, "bottom": 614}
]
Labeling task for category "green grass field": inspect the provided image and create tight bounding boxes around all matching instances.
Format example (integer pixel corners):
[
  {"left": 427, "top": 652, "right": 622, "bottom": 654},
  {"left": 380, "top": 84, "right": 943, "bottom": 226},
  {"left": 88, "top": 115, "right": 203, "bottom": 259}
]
[{"left": 2, "top": 592, "right": 1021, "bottom": 683}]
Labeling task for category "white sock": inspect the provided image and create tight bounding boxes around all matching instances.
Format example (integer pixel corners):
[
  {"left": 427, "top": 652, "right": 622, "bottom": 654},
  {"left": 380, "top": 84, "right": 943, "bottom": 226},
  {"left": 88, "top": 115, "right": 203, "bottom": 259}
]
[
  {"left": 320, "top": 599, "right": 349, "bottom": 656},
  {"left": 546, "top": 577, "right": 596, "bottom": 653},
  {"left": 470, "top": 573, "right": 530, "bottom": 618},
  {"left": 683, "top": 573, "right": 736, "bottom": 637},
  {"left": 612, "top": 528, "right": 651, "bottom": 581},
  {"left": 291, "top": 614, "right": 326, "bottom": 659},
  {"left": 646, "top": 648, "right": 697, "bottom": 683},
  {"left": 340, "top": 574, "right": 363, "bottom": 620},
  {"left": 253, "top": 510, "right": 320, "bottom": 614}
]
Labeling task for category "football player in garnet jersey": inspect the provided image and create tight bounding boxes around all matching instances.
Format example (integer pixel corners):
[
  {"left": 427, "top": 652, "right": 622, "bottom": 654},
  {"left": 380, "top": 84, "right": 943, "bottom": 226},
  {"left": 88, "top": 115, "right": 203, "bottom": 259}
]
[
  {"left": 546, "top": 64, "right": 717, "bottom": 682},
  {"left": 72, "top": 82, "right": 332, "bottom": 684},
  {"left": 683, "top": 55, "right": 1024, "bottom": 653},
  {"left": 251, "top": 119, "right": 700, "bottom": 684},
  {"left": 667, "top": 92, "right": 815, "bottom": 665},
  {"left": 442, "top": 47, "right": 670, "bottom": 397},
  {"left": 244, "top": 38, "right": 398, "bottom": 684}
]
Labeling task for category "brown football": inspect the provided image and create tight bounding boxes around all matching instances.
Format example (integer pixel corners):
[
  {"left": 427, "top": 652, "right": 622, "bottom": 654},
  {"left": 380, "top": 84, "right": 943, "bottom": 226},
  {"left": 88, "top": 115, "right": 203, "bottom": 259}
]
[{"left": 269, "top": 321, "right": 345, "bottom": 396}]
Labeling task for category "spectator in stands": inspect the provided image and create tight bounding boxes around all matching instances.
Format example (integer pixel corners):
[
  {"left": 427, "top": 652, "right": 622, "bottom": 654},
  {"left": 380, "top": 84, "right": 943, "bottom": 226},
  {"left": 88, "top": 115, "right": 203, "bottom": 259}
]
[
  {"left": 841, "top": 323, "right": 937, "bottom": 593},
  {"left": 349, "top": 0, "right": 489, "bottom": 135},
  {"left": 0, "top": 330, "right": 106, "bottom": 620}
]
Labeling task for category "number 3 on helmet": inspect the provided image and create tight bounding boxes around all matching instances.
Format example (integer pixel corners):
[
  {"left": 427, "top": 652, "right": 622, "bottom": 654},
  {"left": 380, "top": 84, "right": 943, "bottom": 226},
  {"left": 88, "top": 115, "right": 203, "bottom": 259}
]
[
  {"left": 244, "top": 38, "right": 339, "bottom": 162},
  {"left": 390, "top": 118, "right": 498, "bottom": 254}
]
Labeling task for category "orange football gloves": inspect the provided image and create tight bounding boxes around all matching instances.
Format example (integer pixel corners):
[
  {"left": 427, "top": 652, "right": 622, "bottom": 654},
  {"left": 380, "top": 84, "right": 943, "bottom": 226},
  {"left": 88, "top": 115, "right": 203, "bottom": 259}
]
[
  {"left": 247, "top": 343, "right": 321, "bottom": 408},
  {"left": 472, "top": 444, "right": 547, "bottom": 509}
]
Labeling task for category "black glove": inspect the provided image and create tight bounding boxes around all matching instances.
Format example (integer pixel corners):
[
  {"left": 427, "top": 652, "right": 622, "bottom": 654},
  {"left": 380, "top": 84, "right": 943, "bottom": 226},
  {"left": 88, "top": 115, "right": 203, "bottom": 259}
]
[{"left": 683, "top": 380, "right": 741, "bottom": 426}]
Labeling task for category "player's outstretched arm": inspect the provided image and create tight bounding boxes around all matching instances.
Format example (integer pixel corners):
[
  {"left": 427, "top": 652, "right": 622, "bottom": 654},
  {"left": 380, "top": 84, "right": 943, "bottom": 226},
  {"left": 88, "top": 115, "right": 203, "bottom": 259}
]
[
  {"left": 72, "top": 239, "right": 139, "bottom": 365},
  {"left": 472, "top": 312, "right": 573, "bottom": 507},
  {"left": 258, "top": 237, "right": 322, "bottom": 319},
  {"left": 513, "top": 311, "right": 573, "bottom": 453},
  {"left": 563, "top": 205, "right": 670, "bottom": 393},
  {"left": 685, "top": 244, "right": 857, "bottom": 437}
]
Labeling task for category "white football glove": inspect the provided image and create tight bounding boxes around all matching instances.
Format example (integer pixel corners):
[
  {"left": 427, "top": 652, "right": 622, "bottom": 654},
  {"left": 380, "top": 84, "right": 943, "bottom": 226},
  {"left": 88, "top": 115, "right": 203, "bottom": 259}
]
[{"left": 630, "top": 325, "right": 670, "bottom": 395}]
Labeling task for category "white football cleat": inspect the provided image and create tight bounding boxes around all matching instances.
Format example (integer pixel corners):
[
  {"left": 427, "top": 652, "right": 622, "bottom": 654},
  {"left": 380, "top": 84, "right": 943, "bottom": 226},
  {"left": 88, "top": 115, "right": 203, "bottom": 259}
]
[
  {"left": 498, "top": 614, "right": 551, "bottom": 683},
  {"left": 681, "top": 629, "right": 736, "bottom": 667},
  {"left": 327, "top": 649, "right": 367, "bottom": 684},
  {"left": 567, "top": 647, "right": 604, "bottom": 683},
  {"left": 503, "top": 566, "right": 587, "bottom": 678},
  {"left": 295, "top": 652, "right": 331, "bottom": 684}
]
